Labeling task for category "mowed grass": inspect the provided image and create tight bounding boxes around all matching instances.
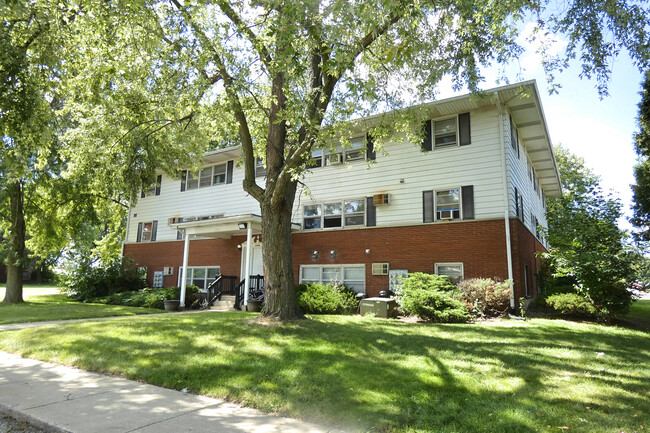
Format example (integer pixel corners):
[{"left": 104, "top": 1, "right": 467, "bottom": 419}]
[
  {"left": 0, "top": 284, "right": 162, "bottom": 324},
  {"left": 0, "top": 313, "right": 648, "bottom": 433},
  {"left": 628, "top": 298, "right": 650, "bottom": 319}
]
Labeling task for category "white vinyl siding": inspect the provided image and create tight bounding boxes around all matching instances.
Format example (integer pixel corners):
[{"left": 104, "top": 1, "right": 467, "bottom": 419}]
[
  {"left": 127, "top": 164, "right": 261, "bottom": 243},
  {"left": 504, "top": 112, "right": 549, "bottom": 244},
  {"left": 296, "top": 107, "right": 505, "bottom": 228}
]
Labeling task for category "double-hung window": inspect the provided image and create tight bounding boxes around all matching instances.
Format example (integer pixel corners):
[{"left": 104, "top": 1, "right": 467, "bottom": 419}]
[
  {"left": 423, "top": 186, "right": 473, "bottom": 223},
  {"left": 303, "top": 199, "right": 365, "bottom": 230},
  {"left": 435, "top": 189, "right": 460, "bottom": 220},
  {"left": 136, "top": 221, "right": 158, "bottom": 242},
  {"left": 434, "top": 117, "right": 458, "bottom": 148}
]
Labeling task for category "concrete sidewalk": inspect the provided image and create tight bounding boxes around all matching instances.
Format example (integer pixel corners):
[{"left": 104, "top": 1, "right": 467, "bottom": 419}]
[{"left": 0, "top": 351, "right": 344, "bottom": 433}]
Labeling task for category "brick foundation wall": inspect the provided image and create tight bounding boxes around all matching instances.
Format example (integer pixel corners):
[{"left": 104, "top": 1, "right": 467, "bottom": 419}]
[
  {"left": 123, "top": 238, "right": 242, "bottom": 287},
  {"left": 291, "top": 220, "right": 509, "bottom": 297},
  {"left": 123, "top": 218, "right": 548, "bottom": 301},
  {"left": 509, "top": 219, "right": 548, "bottom": 302}
]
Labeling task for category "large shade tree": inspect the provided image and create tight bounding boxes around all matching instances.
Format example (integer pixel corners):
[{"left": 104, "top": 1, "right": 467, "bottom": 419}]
[
  {"left": 632, "top": 70, "right": 650, "bottom": 242},
  {"left": 4, "top": 0, "right": 650, "bottom": 318},
  {"left": 0, "top": 0, "right": 205, "bottom": 303},
  {"left": 545, "top": 145, "right": 634, "bottom": 317}
]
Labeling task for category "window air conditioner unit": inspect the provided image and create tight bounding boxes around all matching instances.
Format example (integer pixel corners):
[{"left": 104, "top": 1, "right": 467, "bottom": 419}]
[
  {"left": 439, "top": 209, "right": 454, "bottom": 220},
  {"left": 373, "top": 193, "right": 390, "bottom": 206},
  {"left": 163, "top": 267, "right": 174, "bottom": 276},
  {"left": 372, "top": 263, "right": 390, "bottom": 276}
]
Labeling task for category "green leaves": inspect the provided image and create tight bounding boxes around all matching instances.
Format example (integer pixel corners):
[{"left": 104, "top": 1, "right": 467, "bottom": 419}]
[{"left": 545, "top": 145, "right": 633, "bottom": 318}]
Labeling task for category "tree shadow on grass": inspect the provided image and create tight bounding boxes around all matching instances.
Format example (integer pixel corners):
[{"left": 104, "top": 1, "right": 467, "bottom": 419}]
[{"left": 5, "top": 313, "right": 649, "bottom": 433}]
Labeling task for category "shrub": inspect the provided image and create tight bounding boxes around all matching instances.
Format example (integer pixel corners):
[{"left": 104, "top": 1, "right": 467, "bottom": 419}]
[
  {"left": 545, "top": 293, "right": 598, "bottom": 316},
  {"left": 94, "top": 285, "right": 200, "bottom": 309},
  {"left": 62, "top": 257, "right": 147, "bottom": 301},
  {"left": 457, "top": 278, "right": 510, "bottom": 318},
  {"left": 296, "top": 282, "right": 359, "bottom": 314},
  {"left": 398, "top": 273, "right": 471, "bottom": 323}
]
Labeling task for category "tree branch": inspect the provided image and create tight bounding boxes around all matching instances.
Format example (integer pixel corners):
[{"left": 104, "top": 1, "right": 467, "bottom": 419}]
[
  {"left": 170, "top": 0, "right": 264, "bottom": 201},
  {"left": 214, "top": 0, "right": 273, "bottom": 69}
]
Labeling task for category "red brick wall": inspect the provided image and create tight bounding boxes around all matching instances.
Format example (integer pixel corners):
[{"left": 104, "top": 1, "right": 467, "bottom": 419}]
[
  {"left": 123, "top": 238, "right": 242, "bottom": 287},
  {"left": 292, "top": 220, "right": 509, "bottom": 297},
  {"left": 123, "top": 219, "right": 547, "bottom": 301},
  {"left": 509, "top": 219, "right": 548, "bottom": 302}
]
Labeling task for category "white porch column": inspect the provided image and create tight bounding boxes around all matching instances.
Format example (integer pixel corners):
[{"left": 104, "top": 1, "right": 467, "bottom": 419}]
[
  {"left": 179, "top": 231, "right": 191, "bottom": 308},
  {"left": 243, "top": 223, "right": 253, "bottom": 306}
]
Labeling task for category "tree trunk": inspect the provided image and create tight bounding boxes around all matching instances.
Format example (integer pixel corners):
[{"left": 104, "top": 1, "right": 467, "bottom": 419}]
[
  {"left": 3, "top": 181, "right": 25, "bottom": 303},
  {"left": 259, "top": 181, "right": 304, "bottom": 320}
]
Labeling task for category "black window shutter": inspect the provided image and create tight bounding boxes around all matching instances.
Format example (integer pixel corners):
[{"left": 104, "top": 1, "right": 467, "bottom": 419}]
[
  {"left": 226, "top": 160, "right": 234, "bottom": 184},
  {"left": 516, "top": 128, "right": 520, "bottom": 158},
  {"left": 422, "top": 120, "right": 432, "bottom": 151},
  {"left": 514, "top": 187, "right": 519, "bottom": 217},
  {"left": 458, "top": 113, "right": 471, "bottom": 146},
  {"left": 181, "top": 170, "right": 187, "bottom": 192},
  {"left": 366, "top": 133, "right": 376, "bottom": 160},
  {"left": 151, "top": 221, "right": 158, "bottom": 242},
  {"left": 423, "top": 190, "right": 434, "bottom": 223},
  {"left": 155, "top": 175, "right": 162, "bottom": 196},
  {"left": 136, "top": 222, "right": 143, "bottom": 242},
  {"left": 461, "top": 185, "right": 474, "bottom": 220},
  {"left": 141, "top": 190, "right": 145, "bottom": 198},
  {"left": 366, "top": 196, "right": 376, "bottom": 226}
]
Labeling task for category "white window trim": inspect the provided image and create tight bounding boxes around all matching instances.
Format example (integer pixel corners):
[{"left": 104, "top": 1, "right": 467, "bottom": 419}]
[
  {"left": 177, "top": 266, "right": 221, "bottom": 291},
  {"left": 299, "top": 264, "right": 366, "bottom": 294},
  {"left": 432, "top": 115, "right": 459, "bottom": 149},
  {"left": 310, "top": 136, "right": 367, "bottom": 168},
  {"left": 434, "top": 187, "right": 462, "bottom": 221},
  {"left": 186, "top": 163, "right": 228, "bottom": 190},
  {"left": 303, "top": 199, "right": 366, "bottom": 230},
  {"left": 434, "top": 262, "right": 464, "bottom": 283},
  {"left": 139, "top": 221, "right": 156, "bottom": 242}
]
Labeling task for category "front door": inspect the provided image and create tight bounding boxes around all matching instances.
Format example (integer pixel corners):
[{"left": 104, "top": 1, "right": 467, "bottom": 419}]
[{"left": 240, "top": 243, "right": 264, "bottom": 278}]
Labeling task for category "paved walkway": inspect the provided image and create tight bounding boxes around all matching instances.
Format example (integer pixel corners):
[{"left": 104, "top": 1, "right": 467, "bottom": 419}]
[{"left": 0, "top": 351, "right": 344, "bottom": 433}]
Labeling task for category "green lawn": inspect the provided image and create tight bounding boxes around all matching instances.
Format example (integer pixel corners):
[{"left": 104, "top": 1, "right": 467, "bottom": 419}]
[
  {"left": 628, "top": 298, "right": 650, "bottom": 319},
  {"left": 0, "top": 284, "right": 163, "bottom": 324},
  {"left": 1, "top": 313, "right": 648, "bottom": 433}
]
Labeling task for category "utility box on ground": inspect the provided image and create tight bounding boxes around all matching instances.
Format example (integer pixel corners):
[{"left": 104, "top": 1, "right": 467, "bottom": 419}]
[{"left": 359, "top": 297, "right": 398, "bottom": 318}]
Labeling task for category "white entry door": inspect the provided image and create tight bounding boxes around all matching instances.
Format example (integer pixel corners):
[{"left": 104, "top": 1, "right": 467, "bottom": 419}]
[{"left": 240, "top": 244, "right": 264, "bottom": 277}]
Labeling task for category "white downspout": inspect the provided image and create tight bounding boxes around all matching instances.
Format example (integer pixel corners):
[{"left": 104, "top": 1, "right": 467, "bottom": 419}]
[
  {"left": 179, "top": 230, "right": 190, "bottom": 308},
  {"left": 243, "top": 223, "right": 253, "bottom": 307},
  {"left": 496, "top": 92, "right": 516, "bottom": 309}
]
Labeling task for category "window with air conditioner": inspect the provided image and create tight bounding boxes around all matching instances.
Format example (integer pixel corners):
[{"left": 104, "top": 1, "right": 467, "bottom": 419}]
[{"left": 435, "top": 189, "right": 460, "bottom": 220}]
